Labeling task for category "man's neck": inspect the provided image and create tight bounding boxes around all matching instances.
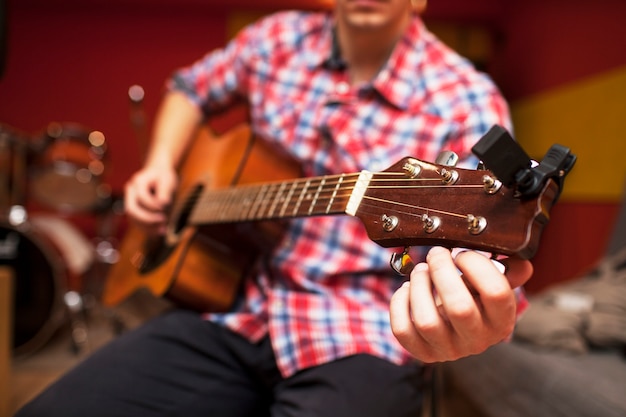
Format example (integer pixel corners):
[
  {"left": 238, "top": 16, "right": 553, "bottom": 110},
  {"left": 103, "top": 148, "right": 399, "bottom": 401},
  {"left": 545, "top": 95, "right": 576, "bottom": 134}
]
[{"left": 336, "top": 15, "right": 411, "bottom": 84}]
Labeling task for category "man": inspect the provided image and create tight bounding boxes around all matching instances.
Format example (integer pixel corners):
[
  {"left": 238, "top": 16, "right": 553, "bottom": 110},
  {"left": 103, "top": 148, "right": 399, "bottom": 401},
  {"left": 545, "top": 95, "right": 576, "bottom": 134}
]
[{"left": 17, "top": 1, "right": 532, "bottom": 416}]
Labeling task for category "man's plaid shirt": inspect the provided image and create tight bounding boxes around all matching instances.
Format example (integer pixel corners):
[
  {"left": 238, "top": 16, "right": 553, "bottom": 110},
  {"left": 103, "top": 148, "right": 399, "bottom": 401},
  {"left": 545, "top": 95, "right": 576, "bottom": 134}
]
[{"left": 169, "top": 10, "right": 514, "bottom": 377}]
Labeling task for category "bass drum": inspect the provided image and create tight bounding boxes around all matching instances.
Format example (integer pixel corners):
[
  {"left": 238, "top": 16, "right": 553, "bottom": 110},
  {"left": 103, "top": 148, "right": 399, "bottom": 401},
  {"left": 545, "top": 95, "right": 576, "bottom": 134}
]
[{"left": 0, "top": 215, "right": 94, "bottom": 357}]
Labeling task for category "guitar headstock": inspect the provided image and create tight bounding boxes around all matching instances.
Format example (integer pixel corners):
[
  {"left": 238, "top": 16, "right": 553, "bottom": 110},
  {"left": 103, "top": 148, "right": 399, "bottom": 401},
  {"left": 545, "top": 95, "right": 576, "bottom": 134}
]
[{"left": 351, "top": 156, "right": 560, "bottom": 260}]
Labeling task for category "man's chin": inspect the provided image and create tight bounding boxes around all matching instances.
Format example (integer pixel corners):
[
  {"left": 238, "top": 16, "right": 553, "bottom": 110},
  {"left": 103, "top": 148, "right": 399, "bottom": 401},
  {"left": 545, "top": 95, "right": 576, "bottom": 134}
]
[{"left": 343, "top": 12, "right": 389, "bottom": 30}]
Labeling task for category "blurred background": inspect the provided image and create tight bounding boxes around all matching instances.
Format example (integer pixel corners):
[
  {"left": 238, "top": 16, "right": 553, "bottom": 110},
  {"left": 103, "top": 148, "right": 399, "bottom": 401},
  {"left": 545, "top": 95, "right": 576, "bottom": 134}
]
[{"left": 1, "top": 0, "right": 625, "bottom": 415}]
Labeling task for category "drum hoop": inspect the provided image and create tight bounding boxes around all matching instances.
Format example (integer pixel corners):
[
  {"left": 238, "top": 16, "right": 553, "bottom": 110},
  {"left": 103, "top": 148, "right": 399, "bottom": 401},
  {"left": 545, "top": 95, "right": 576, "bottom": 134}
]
[{"left": 3, "top": 221, "right": 69, "bottom": 358}]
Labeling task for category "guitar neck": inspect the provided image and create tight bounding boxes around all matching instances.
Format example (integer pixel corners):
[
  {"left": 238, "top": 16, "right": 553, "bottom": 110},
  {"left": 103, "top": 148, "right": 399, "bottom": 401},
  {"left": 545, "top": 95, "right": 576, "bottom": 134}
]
[{"left": 189, "top": 172, "right": 366, "bottom": 225}]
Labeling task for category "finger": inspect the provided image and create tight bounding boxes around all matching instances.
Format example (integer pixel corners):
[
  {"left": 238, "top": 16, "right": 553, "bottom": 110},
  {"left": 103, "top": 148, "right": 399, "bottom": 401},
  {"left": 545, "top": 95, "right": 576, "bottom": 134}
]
[
  {"left": 124, "top": 178, "right": 168, "bottom": 225},
  {"left": 427, "top": 247, "right": 482, "bottom": 336},
  {"left": 152, "top": 170, "right": 178, "bottom": 206},
  {"left": 408, "top": 263, "right": 447, "bottom": 333},
  {"left": 389, "top": 281, "right": 428, "bottom": 357},
  {"left": 390, "top": 263, "right": 456, "bottom": 363},
  {"left": 455, "top": 251, "right": 512, "bottom": 300},
  {"left": 389, "top": 282, "right": 416, "bottom": 340},
  {"left": 124, "top": 194, "right": 167, "bottom": 226},
  {"left": 499, "top": 257, "right": 534, "bottom": 289},
  {"left": 135, "top": 176, "right": 168, "bottom": 212},
  {"left": 455, "top": 251, "right": 516, "bottom": 338},
  {"left": 408, "top": 262, "right": 455, "bottom": 360}
]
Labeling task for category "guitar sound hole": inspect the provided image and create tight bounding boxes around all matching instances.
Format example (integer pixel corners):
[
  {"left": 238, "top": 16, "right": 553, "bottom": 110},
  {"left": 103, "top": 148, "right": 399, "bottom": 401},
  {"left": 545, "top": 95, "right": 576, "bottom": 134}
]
[
  {"left": 174, "top": 183, "right": 203, "bottom": 233},
  {"left": 138, "top": 184, "right": 204, "bottom": 274},
  {"left": 138, "top": 236, "right": 173, "bottom": 274}
]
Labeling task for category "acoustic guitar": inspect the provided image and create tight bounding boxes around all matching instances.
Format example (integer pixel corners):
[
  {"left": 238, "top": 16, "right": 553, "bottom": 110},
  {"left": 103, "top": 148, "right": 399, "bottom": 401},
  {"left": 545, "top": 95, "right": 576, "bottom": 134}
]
[{"left": 102, "top": 123, "right": 566, "bottom": 312}]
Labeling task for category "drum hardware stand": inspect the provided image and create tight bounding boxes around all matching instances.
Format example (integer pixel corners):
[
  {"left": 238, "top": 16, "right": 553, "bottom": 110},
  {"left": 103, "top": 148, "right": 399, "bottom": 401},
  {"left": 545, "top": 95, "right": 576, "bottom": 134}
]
[
  {"left": 87, "top": 194, "right": 127, "bottom": 337},
  {"left": 64, "top": 290, "right": 90, "bottom": 354},
  {"left": 0, "top": 127, "right": 12, "bottom": 212},
  {"left": 0, "top": 125, "right": 29, "bottom": 214}
]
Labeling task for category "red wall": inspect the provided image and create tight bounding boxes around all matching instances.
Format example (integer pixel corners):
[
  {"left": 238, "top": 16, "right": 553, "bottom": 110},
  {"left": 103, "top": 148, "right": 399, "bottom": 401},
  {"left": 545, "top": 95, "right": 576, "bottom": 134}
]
[
  {"left": 1, "top": 1, "right": 232, "bottom": 192},
  {"left": 494, "top": 0, "right": 626, "bottom": 101}
]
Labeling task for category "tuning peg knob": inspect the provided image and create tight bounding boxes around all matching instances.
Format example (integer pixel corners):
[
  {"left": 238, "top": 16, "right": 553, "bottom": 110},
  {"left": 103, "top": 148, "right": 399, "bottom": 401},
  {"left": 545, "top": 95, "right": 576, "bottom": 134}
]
[
  {"left": 435, "top": 151, "right": 459, "bottom": 167},
  {"left": 390, "top": 248, "right": 415, "bottom": 276}
]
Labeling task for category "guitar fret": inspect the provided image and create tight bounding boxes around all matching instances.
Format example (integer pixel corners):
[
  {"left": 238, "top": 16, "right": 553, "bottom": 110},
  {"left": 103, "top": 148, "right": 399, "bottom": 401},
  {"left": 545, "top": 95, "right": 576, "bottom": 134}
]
[
  {"left": 327, "top": 174, "right": 344, "bottom": 214},
  {"left": 220, "top": 189, "right": 236, "bottom": 221},
  {"left": 230, "top": 189, "right": 242, "bottom": 221},
  {"left": 239, "top": 191, "right": 254, "bottom": 221},
  {"left": 308, "top": 177, "right": 326, "bottom": 216},
  {"left": 280, "top": 181, "right": 298, "bottom": 217},
  {"left": 233, "top": 189, "right": 246, "bottom": 221},
  {"left": 248, "top": 184, "right": 268, "bottom": 221},
  {"left": 293, "top": 179, "right": 311, "bottom": 216},
  {"left": 218, "top": 189, "right": 233, "bottom": 222},
  {"left": 192, "top": 193, "right": 206, "bottom": 224},
  {"left": 257, "top": 183, "right": 275, "bottom": 219},
  {"left": 212, "top": 190, "right": 226, "bottom": 221},
  {"left": 268, "top": 182, "right": 287, "bottom": 218}
]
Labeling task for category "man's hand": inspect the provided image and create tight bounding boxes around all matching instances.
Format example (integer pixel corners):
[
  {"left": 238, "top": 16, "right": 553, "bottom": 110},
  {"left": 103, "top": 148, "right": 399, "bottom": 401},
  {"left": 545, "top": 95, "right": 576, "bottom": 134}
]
[
  {"left": 389, "top": 246, "right": 533, "bottom": 363},
  {"left": 124, "top": 165, "right": 178, "bottom": 235}
]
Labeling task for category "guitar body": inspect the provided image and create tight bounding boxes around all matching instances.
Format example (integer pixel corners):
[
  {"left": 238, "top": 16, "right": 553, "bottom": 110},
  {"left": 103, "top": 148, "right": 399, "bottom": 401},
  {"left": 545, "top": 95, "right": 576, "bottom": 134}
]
[{"left": 103, "top": 122, "right": 301, "bottom": 311}]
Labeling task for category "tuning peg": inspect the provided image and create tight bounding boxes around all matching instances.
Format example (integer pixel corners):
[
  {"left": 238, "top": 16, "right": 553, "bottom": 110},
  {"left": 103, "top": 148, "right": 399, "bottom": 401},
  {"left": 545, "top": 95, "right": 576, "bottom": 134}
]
[
  {"left": 390, "top": 247, "right": 415, "bottom": 276},
  {"left": 435, "top": 151, "right": 459, "bottom": 167}
]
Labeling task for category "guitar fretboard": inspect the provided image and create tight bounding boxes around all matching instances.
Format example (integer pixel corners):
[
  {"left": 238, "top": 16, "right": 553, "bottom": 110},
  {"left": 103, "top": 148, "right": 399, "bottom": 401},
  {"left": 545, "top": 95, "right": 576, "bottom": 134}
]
[{"left": 189, "top": 173, "right": 365, "bottom": 225}]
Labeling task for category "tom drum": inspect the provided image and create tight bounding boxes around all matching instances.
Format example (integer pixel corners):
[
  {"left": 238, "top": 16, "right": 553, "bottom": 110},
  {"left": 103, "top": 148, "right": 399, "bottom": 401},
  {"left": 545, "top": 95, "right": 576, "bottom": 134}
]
[{"left": 29, "top": 123, "right": 109, "bottom": 214}]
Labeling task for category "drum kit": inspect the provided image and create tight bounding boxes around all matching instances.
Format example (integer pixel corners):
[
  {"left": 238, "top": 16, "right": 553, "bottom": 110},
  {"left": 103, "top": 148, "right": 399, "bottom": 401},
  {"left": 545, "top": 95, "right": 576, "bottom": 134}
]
[{"left": 0, "top": 121, "right": 122, "bottom": 358}]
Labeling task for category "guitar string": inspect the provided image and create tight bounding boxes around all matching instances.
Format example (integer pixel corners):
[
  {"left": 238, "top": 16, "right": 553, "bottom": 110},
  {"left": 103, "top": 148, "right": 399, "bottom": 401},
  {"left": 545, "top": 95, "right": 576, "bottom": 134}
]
[
  {"left": 177, "top": 172, "right": 484, "bottom": 200},
  {"left": 217, "top": 181, "right": 483, "bottom": 220},
  {"left": 188, "top": 177, "right": 484, "bottom": 217},
  {"left": 186, "top": 179, "right": 485, "bottom": 201},
  {"left": 174, "top": 171, "right": 469, "bottom": 200},
  {"left": 176, "top": 172, "right": 489, "bottom": 223}
]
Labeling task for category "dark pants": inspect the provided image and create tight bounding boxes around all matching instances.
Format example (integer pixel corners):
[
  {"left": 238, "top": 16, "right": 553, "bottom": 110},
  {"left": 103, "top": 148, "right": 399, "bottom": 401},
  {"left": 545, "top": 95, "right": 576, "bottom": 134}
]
[{"left": 16, "top": 309, "right": 425, "bottom": 417}]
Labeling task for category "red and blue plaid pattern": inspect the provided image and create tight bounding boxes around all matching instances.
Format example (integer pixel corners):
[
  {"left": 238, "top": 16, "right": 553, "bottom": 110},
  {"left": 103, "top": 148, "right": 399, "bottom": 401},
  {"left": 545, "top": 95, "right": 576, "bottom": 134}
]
[{"left": 170, "top": 10, "right": 513, "bottom": 377}]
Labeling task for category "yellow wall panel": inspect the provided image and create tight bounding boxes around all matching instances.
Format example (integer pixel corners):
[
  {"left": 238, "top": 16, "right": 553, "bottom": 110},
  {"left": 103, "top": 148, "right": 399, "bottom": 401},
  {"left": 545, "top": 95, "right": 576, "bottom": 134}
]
[{"left": 511, "top": 65, "right": 626, "bottom": 201}]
